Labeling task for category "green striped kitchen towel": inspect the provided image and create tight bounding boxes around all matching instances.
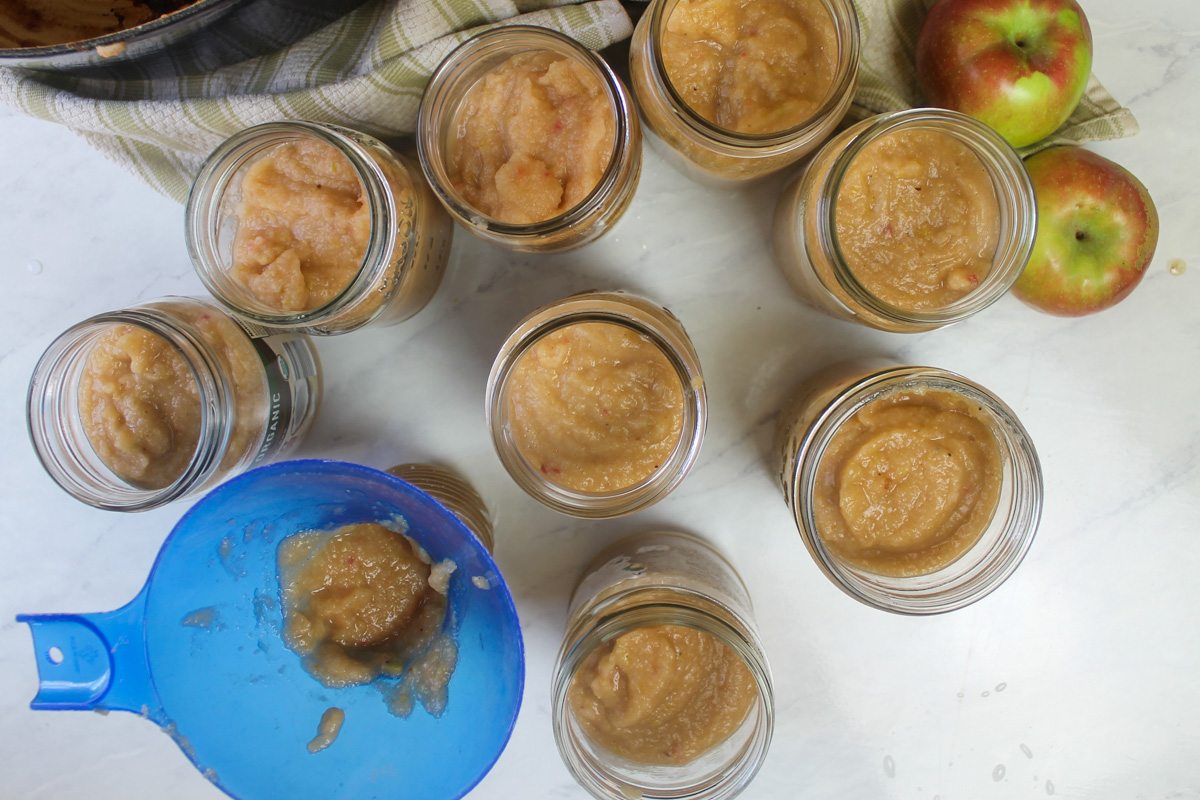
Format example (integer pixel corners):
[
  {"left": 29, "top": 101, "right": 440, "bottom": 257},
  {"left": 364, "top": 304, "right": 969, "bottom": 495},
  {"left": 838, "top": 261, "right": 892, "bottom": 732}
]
[
  {"left": 0, "top": 0, "right": 634, "bottom": 202},
  {"left": 847, "top": 0, "right": 1138, "bottom": 155}
]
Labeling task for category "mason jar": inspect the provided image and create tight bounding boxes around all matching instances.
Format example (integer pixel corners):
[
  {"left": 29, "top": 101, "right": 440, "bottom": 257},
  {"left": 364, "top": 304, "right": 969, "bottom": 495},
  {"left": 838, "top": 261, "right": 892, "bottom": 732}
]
[
  {"left": 386, "top": 462, "right": 494, "bottom": 553},
  {"left": 416, "top": 26, "right": 641, "bottom": 253},
  {"left": 486, "top": 291, "right": 706, "bottom": 518},
  {"left": 186, "top": 120, "right": 453, "bottom": 335},
  {"left": 629, "top": 0, "right": 860, "bottom": 183},
  {"left": 28, "top": 297, "right": 321, "bottom": 511},
  {"left": 773, "top": 109, "right": 1037, "bottom": 332},
  {"left": 774, "top": 360, "right": 1043, "bottom": 614},
  {"left": 553, "top": 532, "right": 774, "bottom": 800}
]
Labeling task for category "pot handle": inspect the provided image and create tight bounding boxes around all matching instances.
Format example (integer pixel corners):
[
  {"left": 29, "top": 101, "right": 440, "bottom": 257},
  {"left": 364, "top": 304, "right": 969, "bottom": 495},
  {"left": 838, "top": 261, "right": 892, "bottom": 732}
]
[{"left": 17, "top": 584, "right": 164, "bottom": 723}]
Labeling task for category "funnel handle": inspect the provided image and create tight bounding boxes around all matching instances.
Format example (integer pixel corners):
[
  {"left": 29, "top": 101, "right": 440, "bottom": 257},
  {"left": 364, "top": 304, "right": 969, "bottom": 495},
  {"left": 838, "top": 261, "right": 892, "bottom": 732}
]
[{"left": 17, "top": 585, "right": 164, "bottom": 723}]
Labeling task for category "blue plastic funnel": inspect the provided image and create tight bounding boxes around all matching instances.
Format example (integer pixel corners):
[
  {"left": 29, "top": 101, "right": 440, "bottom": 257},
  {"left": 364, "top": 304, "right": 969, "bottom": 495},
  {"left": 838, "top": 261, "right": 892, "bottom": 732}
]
[{"left": 18, "top": 459, "right": 525, "bottom": 800}]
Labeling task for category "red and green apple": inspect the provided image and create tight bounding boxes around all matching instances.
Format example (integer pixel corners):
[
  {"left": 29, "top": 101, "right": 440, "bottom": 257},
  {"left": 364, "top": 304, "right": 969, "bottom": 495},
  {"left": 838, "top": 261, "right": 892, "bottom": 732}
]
[
  {"left": 1012, "top": 146, "right": 1159, "bottom": 316},
  {"left": 916, "top": 0, "right": 1093, "bottom": 148}
]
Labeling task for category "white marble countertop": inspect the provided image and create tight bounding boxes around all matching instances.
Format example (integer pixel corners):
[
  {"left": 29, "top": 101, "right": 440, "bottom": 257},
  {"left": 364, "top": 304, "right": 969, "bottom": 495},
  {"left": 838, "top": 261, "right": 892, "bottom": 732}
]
[{"left": 2, "top": 1, "right": 1198, "bottom": 797}]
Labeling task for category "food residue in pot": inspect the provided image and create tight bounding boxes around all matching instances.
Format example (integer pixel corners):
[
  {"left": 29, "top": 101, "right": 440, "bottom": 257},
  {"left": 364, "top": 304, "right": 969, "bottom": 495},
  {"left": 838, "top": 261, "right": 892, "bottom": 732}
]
[{"left": 0, "top": 0, "right": 196, "bottom": 50}]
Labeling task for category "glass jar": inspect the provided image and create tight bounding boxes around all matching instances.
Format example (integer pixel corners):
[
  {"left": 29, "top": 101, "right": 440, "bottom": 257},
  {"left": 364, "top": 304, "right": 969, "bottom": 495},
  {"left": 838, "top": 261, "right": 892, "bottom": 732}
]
[
  {"left": 386, "top": 462, "right": 494, "bottom": 553},
  {"left": 773, "top": 109, "right": 1037, "bottom": 332},
  {"left": 485, "top": 291, "right": 706, "bottom": 518},
  {"left": 186, "top": 120, "right": 453, "bottom": 335},
  {"left": 28, "top": 297, "right": 321, "bottom": 511},
  {"left": 629, "top": 0, "right": 860, "bottom": 184},
  {"left": 553, "top": 532, "right": 774, "bottom": 800},
  {"left": 416, "top": 26, "right": 642, "bottom": 253},
  {"left": 774, "top": 360, "right": 1043, "bottom": 614}
]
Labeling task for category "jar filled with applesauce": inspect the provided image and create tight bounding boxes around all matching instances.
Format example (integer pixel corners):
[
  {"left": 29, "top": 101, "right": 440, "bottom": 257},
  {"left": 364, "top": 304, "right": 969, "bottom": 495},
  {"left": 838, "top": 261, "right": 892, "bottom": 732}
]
[
  {"left": 486, "top": 291, "right": 706, "bottom": 518},
  {"left": 629, "top": 0, "right": 860, "bottom": 183},
  {"left": 416, "top": 26, "right": 642, "bottom": 253},
  {"left": 553, "top": 532, "right": 774, "bottom": 800},
  {"left": 186, "top": 121, "right": 453, "bottom": 336},
  {"left": 27, "top": 297, "right": 321, "bottom": 511},
  {"left": 774, "top": 360, "right": 1042, "bottom": 614},
  {"left": 773, "top": 108, "right": 1037, "bottom": 332}
]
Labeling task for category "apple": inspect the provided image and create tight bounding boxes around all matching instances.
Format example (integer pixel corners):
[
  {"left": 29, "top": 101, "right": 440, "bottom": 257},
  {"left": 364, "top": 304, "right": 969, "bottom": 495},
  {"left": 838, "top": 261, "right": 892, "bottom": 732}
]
[
  {"left": 916, "top": 0, "right": 1093, "bottom": 148},
  {"left": 1012, "top": 146, "right": 1158, "bottom": 316}
]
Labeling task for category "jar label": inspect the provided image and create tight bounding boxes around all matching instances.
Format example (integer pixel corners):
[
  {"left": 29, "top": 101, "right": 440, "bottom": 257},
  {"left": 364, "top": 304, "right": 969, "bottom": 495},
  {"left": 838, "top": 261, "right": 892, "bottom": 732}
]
[{"left": 247, "top": 336, "right": 297, "bottom": 466}]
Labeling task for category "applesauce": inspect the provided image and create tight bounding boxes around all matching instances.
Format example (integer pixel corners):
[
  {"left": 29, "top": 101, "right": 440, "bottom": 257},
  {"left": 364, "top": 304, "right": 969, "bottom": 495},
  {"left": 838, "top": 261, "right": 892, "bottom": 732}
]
[
  {"left": 77, "top": 305, "right": 268, "bottom": 490},
  {"left": 835, "top": 129, "right": 1000, "bottom": 310},
  {"left": 229, "top": 139, "right": 371, "bottom": 313},
  {"left": 661, "top": 0, "right": 838, "bottom": 134},
  {"left": 419, "top": 27, "right": 641, "bottom": 252},
  {"left": 278, "top": 522, "right": 457, "bottom": 710},
  {"left": 568, "top": 624, "right": 757, "bottom": 765},
  {"left": 506, "top": 322, "right": 685, "bottom": 494},
  {"left": 628, "top": 0, "right": 859, "bottom": 182},
  {"left": 813, "top": 386, "right": 1004, "bottom": 577},
  {"left": 446, "top": 50, "right": 616, "bottom": 224},
  {"left": 77, "top": 325, "right": 201, "bottom": 489}
]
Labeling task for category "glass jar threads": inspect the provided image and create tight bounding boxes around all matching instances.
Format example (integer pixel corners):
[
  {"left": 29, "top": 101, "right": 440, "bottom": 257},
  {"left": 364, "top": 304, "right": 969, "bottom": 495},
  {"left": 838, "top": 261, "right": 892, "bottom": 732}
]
[{"left": 386, "top": 462, "right": 494, "bottom": 553}]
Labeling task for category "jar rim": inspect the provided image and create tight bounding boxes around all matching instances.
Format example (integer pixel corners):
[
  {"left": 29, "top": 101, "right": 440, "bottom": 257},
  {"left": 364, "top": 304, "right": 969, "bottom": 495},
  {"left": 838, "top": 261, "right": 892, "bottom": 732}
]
[
  {"left": 788, "top": 365, "right": 1043, "bottom": 614},
  {"left": 567, "top": 531, "right": 754, "bottom": 614},
  {"left": 26, "top": 299, "right": 234, "bottom": 511},
  {"left": 485, "top": 291, "right": 707, "bottom": 518},
  {"left": 416, "top": 25, "right": 635, "bottom": 239},
  {"left": 644, "top": 0, "right": 861, "bottom": 150},
  {"left": 811, "top": 108, "right": 1037, "bottom": 327},
  {"left": 185, "top": 120, "right": 403, "bottom": 332}
]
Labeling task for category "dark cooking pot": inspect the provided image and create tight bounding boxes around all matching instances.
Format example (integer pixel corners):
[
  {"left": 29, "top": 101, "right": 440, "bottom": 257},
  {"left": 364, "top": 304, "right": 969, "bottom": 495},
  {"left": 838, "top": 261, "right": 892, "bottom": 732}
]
[{"left": 0, "top": 0, "right": 370, "bottom": 76}]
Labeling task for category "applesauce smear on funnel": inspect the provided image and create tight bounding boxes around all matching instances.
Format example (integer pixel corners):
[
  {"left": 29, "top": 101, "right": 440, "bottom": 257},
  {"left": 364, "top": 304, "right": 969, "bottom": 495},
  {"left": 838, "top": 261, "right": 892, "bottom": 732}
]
[{"left": 278, "top": 521, "right": 458, "bottom": 716}]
